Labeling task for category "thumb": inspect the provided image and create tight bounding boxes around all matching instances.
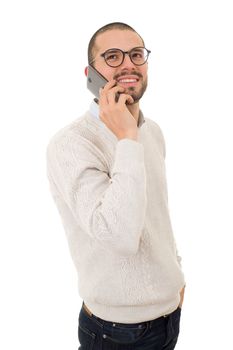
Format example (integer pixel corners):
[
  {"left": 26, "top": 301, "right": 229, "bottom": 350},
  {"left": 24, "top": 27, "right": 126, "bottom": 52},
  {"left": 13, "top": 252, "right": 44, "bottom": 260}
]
[
  {"left": 126, "top": 95, "right": 134, "bottom": 105},
  {"left": 119, "top": 93, "right": 134, "bottom": 105}
]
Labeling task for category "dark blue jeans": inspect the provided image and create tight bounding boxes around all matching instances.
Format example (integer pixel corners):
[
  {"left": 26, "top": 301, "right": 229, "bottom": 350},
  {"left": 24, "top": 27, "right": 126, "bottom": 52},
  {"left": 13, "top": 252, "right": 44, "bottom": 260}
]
[{"left": 78, "top": 302, "right": 182, "bottom": 349}]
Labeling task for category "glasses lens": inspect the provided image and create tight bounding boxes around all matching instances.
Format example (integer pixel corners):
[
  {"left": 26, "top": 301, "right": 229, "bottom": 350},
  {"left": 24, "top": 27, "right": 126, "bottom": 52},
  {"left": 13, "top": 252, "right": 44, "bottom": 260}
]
[
  {"left": 130, "top": 48, "right": 148, "bottom": 65},
  {"left": 104, "top": 49, "right": 123, "bottom": 67}
]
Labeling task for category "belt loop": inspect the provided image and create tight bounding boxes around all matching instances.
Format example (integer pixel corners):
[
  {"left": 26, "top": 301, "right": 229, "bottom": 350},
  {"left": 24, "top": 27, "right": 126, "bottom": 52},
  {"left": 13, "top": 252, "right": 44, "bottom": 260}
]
[{"left": 148, "top": 320, "right": 153, "bottom": 329}]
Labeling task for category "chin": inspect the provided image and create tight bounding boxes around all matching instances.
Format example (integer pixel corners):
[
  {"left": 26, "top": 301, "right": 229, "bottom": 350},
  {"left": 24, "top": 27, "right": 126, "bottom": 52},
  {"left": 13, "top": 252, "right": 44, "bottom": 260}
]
[
  {"left": 127, "top": 84, "right": 147, "bottom": 102},
  {"left": 128, "top": 90, "right": 145, "bottom": 103}
]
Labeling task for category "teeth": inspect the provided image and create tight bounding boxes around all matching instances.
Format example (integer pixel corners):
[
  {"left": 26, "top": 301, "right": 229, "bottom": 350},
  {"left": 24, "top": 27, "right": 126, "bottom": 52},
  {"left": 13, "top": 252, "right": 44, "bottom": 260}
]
[{"left": 119, "top": 79, "right": 137, "bottom": 83}]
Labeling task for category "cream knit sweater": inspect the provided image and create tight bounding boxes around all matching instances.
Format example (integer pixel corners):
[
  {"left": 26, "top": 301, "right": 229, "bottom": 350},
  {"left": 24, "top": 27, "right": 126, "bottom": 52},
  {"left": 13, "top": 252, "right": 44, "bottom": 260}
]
[{"left": 46, "top": 101, "right": 185, "bottom": 323}]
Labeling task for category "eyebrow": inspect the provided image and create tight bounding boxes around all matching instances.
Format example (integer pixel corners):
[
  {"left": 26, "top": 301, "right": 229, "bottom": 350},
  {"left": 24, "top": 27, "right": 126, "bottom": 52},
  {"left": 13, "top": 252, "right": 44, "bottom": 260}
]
[
  {"left": 104, "top": 49, "right": 120, "bottom": 52},
  {"left": 103, "top": 46, "right": 144, "bottom": 53}
]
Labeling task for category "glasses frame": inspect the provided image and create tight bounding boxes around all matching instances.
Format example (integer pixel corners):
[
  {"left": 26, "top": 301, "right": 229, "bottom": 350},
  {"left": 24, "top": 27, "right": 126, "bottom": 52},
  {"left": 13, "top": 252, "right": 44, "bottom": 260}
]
[{"left": 90, "top": 47, "right": 151, "bottom": 67}]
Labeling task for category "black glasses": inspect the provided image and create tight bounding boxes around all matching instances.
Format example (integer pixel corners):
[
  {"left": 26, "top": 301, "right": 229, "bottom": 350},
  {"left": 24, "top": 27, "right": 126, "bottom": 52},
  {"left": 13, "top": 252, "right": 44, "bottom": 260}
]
[{"left": 92, "top": 47, "right": 151, "bottom": 67}]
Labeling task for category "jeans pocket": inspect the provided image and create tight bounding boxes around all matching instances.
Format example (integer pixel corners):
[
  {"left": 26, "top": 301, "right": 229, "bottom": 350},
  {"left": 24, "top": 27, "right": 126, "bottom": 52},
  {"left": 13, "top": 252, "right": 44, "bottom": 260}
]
[
  {"left": 78, "top": 323, "right": 97, "bottom": 350},
  {"left": 103, "top": 323, "right": 149, "bottom": 345}
]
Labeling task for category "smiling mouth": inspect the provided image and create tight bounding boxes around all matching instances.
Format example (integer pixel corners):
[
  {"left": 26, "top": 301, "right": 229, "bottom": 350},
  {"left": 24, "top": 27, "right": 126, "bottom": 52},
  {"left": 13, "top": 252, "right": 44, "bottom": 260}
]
[
  {"left": 118, "top": 78, "right": 138, "bottom": 83},
  {"left": 117, "top": 76, "right": 140, "bottom": 87}
]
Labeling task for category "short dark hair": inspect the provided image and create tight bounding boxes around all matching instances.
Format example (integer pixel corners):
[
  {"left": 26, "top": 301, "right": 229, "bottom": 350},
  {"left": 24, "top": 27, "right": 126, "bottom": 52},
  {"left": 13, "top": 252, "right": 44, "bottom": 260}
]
[{"left": 87, "top": 22, "right": 145, "bottom": 65}]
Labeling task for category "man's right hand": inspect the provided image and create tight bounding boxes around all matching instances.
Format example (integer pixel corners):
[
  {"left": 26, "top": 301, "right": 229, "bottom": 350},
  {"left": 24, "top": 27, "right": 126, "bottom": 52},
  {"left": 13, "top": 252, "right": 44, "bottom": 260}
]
[{"left": 99, "top": 80, "right": 138, "bottom": 141}]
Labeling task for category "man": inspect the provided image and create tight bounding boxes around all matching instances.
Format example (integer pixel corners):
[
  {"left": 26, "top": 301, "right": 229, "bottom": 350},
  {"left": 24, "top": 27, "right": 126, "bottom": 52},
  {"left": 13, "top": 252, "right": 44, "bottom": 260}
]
[{"left": 46, "top": 22, "right": 186, "bottom": 350}]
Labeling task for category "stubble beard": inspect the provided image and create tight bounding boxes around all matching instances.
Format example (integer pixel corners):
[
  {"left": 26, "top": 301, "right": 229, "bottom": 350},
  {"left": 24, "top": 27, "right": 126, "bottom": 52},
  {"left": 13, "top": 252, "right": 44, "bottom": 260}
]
[{"left": 124, "top": 78, "right": 148, "bottom": 103}]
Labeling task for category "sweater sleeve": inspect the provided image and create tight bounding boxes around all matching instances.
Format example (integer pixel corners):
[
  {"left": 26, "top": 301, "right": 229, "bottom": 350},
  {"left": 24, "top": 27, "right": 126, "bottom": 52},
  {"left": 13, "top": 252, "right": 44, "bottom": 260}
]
[{"left": 46, "top": 134, "right": 147, "bottom": 256}]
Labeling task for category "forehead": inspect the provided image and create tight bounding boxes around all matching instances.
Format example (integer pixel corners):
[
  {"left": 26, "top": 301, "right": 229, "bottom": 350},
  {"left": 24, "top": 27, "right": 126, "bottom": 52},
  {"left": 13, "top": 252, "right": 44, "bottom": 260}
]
[{"left": 94, "top": 29, "right": 144, "bottom": 53}]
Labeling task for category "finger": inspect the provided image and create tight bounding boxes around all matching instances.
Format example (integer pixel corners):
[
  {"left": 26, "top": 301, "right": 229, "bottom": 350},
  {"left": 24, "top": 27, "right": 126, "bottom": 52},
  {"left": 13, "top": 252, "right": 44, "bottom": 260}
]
[
  {"left": 100, "top": 80, "right": 117, "bottom": 105},
  {"left": 126, "top": 95, "right": 135, "bottom": 105},
  {"left": 102, "top": 79, "right": 117, "bottom": 93},
  {"left": 118, "top": 93, "right": 134, "bottom": 106},
  {"left": 99, "top": 87, "right": 108, "bottom": 107},
  {"left": 107, "top": 86, "right": 125, "bottom": 104}
]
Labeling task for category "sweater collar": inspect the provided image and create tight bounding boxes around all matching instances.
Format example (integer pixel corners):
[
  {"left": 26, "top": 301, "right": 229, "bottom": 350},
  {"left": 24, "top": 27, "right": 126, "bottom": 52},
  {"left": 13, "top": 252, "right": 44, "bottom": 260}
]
[{"left": 89, "top": 99, "right": 145, "bottom": 128}]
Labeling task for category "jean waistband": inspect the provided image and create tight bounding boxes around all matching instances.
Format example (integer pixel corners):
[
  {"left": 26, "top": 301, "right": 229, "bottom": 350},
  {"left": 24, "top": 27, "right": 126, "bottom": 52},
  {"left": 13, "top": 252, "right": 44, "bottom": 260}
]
[{"left": 82, "top": 301, "right": 180, "bottom": 329}]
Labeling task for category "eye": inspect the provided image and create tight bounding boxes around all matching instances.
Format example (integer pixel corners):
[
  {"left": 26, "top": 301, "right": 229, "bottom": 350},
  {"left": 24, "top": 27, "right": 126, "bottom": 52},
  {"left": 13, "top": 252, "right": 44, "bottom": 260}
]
[
  {"left": 106, "top": 54, "right": 117, "bottom": 61},
  {"left": 105, "top": 51, "right": 121, "bottom": 61},
  {"left": 131, "top": 50, "right": 144, "bottom": 59}
]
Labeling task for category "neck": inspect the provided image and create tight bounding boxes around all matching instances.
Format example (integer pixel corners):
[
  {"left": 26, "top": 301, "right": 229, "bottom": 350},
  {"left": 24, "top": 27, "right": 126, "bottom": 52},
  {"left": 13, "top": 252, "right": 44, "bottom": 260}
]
[{"left": 127, "top": 102, "right": 140, "bottom": 126}]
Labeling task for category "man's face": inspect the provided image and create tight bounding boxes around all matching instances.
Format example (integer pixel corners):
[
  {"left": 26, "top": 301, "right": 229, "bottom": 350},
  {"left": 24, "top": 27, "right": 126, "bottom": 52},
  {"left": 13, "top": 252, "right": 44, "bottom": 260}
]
[{"left": 92, "top": 29, "right": 148, "bottom": 103}]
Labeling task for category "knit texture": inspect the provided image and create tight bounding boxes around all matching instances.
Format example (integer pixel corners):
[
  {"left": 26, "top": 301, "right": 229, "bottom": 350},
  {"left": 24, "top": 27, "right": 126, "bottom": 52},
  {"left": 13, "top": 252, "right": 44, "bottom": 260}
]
[{"left": 46, "top": 107, "right": 185, "bottom": 323}]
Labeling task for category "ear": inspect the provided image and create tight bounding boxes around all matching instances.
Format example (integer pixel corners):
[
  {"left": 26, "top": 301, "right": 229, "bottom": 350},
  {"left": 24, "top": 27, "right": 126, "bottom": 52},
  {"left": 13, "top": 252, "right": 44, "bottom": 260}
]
[{"left": 84, "top": 66, "right": 88, "bottom": 77}]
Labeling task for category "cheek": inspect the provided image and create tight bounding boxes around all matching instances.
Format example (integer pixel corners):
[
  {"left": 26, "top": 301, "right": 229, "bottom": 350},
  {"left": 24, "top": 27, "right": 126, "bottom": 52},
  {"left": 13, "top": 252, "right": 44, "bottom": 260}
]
[
  {"left": 104, "top": 66, "right": 120, "bottom": 81},
  {"left": 103, "top": 71, "right": 116, "bottom": 81},
  {"left": 94, "top": 63, "right": 114, "bottom": 81},
  {"left": 141, "top": 66, "right": 148, "bottom": 79}
]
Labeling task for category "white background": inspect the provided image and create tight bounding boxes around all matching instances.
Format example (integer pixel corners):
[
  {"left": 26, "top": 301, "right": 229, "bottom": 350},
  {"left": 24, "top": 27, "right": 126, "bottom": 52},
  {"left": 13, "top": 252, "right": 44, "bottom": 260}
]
[{"left": 0, "top": 0, "right": 233, "bottom": 349}]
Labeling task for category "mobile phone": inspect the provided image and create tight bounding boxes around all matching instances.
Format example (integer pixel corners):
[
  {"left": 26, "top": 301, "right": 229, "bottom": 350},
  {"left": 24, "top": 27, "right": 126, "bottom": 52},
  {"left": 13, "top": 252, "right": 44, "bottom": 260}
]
[{"left": 87, "top": 65, "right": 108, "bottom": 99}]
